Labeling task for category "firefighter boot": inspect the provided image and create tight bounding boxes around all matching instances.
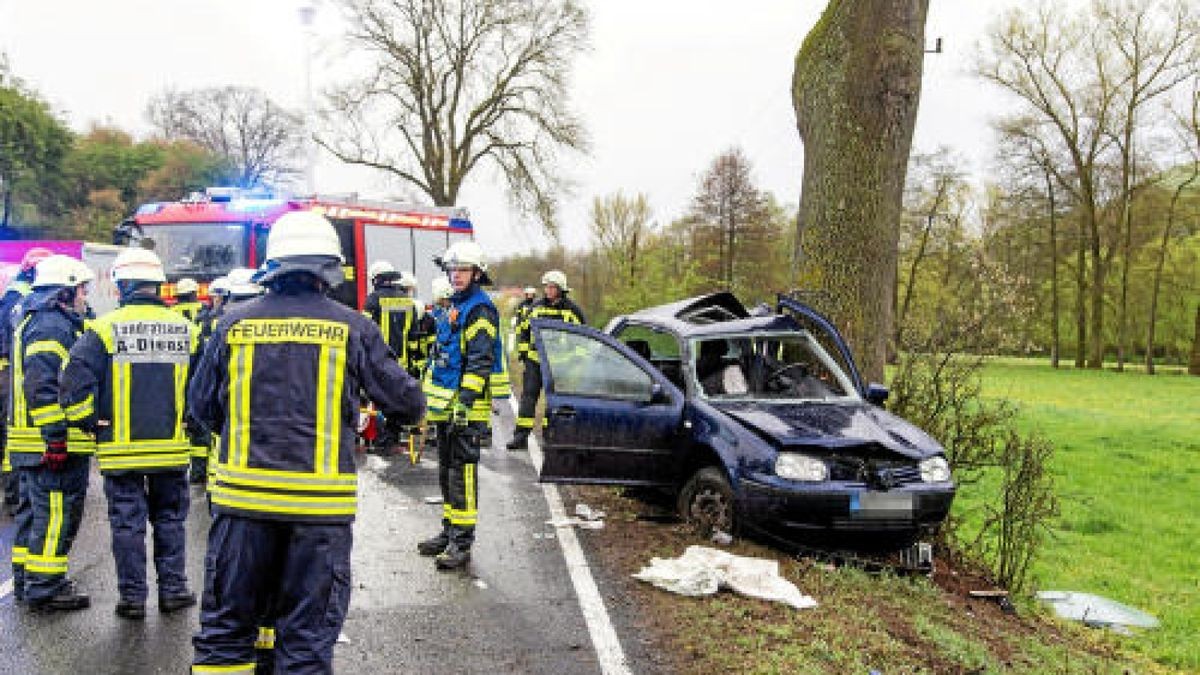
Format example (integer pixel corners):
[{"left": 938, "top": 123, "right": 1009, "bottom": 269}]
[
  {"left": 435, "top": 542, "right": 471, "bottom": 570},
  {"left": 28, "top": 586, "right": 90, "bottom": 613},
  {"left": 115, "top": 599, "right": 146, "bottom": 620},
  {"left": 417, "top": 529, "right": 450, "bottom": 556}
]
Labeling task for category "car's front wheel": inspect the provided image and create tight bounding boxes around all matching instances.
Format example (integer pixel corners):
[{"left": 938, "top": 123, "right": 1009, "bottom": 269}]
[{"left": 678, "top": 466, "right": 735, "bottom": 538}]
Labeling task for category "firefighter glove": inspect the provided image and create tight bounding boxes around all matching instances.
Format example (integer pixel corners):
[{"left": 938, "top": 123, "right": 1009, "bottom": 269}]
[{"left": 42, "top": 441, "right": 69, "bottom": 472}]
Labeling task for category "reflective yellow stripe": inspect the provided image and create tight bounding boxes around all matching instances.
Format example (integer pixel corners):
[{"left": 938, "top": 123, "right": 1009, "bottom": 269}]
[
  {"left": 11, "top": 545, "right": 28, "bottom": 566},
  {"left": 464, "top": 318, "right": 496, "bottom": 342},
  {"left": 461, "top": 373, "right": 485, "bottom": 393},
  {"left": 192, "top": 664, "right": 256, "bottom": 674},
  {"left": 255, "top": 627, "right": 276, "bottom": 650},
  {"left": 465, "top": 463, "right": 475, "bottom": 514},
  {"left": 516, "top": 417, "right": 535, "bottom": 429},
  {"left": 174, "top": 360, "right": 187, "bottom": 439},
  {"left": 26, "top": 340, "right": 69, "bottom": 364},
  {"left": 314, "top": 344, "right": 346, "bottom": 475},
  {"left": 29, "top": 404, "right": 66, "bottom": 425},
  {"left": 227, "top": 344, "right": 254, "bottom": 468},
  {"left": 226, "top": 319, "right": 348, "bottom": 346},
  {"left": 216, "top": 464, "right": 357, "bottom": 492},
  {"left": 65, "top": 394, "right": 94, "bottom": 421},
  {"left": 210, "top": 485, "right": 356, "bottom": 516},
  {"left": 442, "top": 503, "right": 452, "bottom": 520},
  {"left": 98, "top": 455, "right": 190, "bottom": 472},
  {"left": 32, "top": 490, "right": 66, "bottom": 574},
  {"left": 24, "top": 555, "right": 69, "bottom": 574}
]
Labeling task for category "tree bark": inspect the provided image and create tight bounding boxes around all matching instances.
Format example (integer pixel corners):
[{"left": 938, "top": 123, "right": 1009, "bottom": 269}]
[
  {"left": 792, "top": 0, "right": 930, "bottom": 384},
  {"left": 1046, "top": 170, "right": 1059, "bottom": 368},
  {"left": 1075, "top": 213, "right": 1087, "bottom": 369},
  {"left": 1190, "top": 304, "right": 1200, "bottom": 376}
]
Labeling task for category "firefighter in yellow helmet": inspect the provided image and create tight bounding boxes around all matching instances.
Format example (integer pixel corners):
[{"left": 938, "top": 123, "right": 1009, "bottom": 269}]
[
  {"left": 508, "top": 270, "right": 585, "bottom": 451},
  {"left": 59, "top": 247, "right": 199, "bottom": 620},
  {"left": 8, "top": 254, "right": 96, "bottom": 611},
  {"left": 188, "top": 210, "right": 424, "bottom": 672}
]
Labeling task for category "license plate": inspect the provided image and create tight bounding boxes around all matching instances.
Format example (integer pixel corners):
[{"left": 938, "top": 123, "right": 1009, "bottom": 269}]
[{"left": 850, "top": 491, "right": 913, "bottom": 518}]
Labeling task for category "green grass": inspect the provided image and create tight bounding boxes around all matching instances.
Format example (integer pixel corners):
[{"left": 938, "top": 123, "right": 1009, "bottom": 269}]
[{"left": 968, "top": 358, "right": 1200, "bottom": 669}]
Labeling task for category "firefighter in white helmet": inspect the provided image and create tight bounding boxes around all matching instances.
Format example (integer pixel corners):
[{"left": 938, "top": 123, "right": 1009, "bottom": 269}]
[
  {"left": 60, "top": 247, "right": 199, "bottom": 620},
  {"left": 418, "top": 240, "right": 510, "bottom": 569},
  {"left": 188, "top": 210, "right": 424, "bottom": 672},
  {"left": 364, "top": 262, "right": 425, "bottom": 455},
  {"left": 172, "top": 277, "right": 203, "bottom": 324},
  {"left": 7, "top": 254, "right": 96, "bottom": 611},
  {"left": 512, "top": 286, "right": 537, "bottom": 332},
  {"left": 509, "top": 270, "right": 585, "bottom": 450}
]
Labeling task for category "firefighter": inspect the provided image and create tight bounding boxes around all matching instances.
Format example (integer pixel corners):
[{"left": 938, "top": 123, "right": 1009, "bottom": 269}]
[
  {"left": 188, "top": 211, "right": 424, "bottom": 673},
  {"left": 173, "top": 277, "right": 204, "bottom": 323},
  {"left": 507, "top": 270, "right": 585, "bottom": 451},
  {"left": 511, "top": 286, "right": 537, "bottom": 338},
  {"left": 364, "top": 262, "right": 424, "bottom": 376},
  {"left": 8, "top": 254, "right": 96, "bottom": 611},
  {"left": 60, "top": 248, "right": 198, "bottom": 620},
  {"left": 2, "top": 247, "right": 53, "bottom": 516},
  {"left": 418, "top": 240, "right": 507, "bottom": 570},
  {"left": 187, "top": 276, "right": 229, "bottom": 485}
]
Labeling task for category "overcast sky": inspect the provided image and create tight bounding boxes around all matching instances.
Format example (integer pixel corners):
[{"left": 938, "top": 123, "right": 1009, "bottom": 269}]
[{"left": 0, "top": 1, "right": 1013, "bottom": 257}]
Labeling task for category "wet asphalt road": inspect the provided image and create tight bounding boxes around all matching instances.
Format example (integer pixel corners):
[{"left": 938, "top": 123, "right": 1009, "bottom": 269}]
[{"left": 0, "top": 407, "right": 607, "bottom": 674}]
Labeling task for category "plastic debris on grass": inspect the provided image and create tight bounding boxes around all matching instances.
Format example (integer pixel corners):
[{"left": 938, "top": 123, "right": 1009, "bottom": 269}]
[
  {"left": 633, "top": 545, "right": 818, "bottom": 609},
  {"left": 1037, "top": 591, "right": 1159, "bottom": 633}
]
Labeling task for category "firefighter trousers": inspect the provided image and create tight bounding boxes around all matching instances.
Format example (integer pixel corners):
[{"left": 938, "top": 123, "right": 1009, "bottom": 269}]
[
  {"left": 192, "top": 514, "right": 352, "bottom": 675},
  {"left": 102, "top": 470, "right": 191, "bottom": 603},
  {"left": 1, "top": 370, "right": 15, "bottom": 511},
  {"left": 514, "top": 360, "right": 543, "bottom": 439},
  {"left": 434, "top": 422, "right": 481, "bottom": 548},
  {"left": 15, "top": 456, "right": 90, "bottom": 603}
]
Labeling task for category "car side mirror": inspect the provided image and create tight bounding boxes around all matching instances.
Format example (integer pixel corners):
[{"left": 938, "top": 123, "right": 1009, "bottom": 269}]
[{"left": 865, "top": 383, "right": 889, "bottom": 406}]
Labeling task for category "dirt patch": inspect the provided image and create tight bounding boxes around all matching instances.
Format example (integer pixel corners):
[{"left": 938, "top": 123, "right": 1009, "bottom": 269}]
[{"left": 563, "top": 485, "right": 1145, "bottom": 674}]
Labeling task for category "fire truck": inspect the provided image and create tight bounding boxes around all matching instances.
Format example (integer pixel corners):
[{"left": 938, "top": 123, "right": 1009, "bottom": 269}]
[{"left": 115, "top": 187, "right": 473, "bottom": 309}]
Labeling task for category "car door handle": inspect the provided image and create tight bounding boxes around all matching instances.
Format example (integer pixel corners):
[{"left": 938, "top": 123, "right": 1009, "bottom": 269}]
[{"left": 551, "top": 406, "right": 577, "bottom": 419}]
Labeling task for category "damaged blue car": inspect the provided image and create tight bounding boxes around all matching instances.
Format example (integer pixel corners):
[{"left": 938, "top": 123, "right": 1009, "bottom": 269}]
[{"left": 528, "top": 292, "right": 954, "bottom": 550}]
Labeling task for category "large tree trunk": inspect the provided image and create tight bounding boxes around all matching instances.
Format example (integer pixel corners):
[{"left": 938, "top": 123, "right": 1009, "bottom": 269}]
[
  {"left": 1190, "top": 304, "right": 1200, "bottom": 376},
  {"left": 1047, "top": 172, "right": 1059, "bottom": 369},
  {"left": 792, "top": 0, "right": 929, "bottom": 384},
  {"left": 1074, "top": 213, "right": 1087, "bottom": 369}
]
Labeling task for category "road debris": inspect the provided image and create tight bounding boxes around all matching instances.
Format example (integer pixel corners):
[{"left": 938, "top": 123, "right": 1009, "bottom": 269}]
[
  {"left": 1037, "top": 591, "right": 1159, "bottom": 632},
  {"left": 633, "top": 545, "right": 818, "bottom": 610},
  {"left": 423, "top": 496, "right": 443, "bottom": 505},
  {"left": 546, "top": 503, "right": 607, "bottom": 529}
]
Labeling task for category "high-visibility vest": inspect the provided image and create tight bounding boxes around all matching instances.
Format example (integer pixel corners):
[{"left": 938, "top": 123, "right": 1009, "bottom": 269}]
[
  {"left": 423, "top": 286, "right": 508, "bottom": 423},
  {"left": 63, "top": 301, "right": 198, "bottom": 473}
]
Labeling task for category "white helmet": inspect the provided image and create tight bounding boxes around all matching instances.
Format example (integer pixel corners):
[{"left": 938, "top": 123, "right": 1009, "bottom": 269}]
[
  {"left": 176, "top": 277, "right": 199, "bottom": 294},
  {"left": 266, "top": 211, "right": 343, "bottom": 262},
  {"left": 208, "top": 276, "right": 231, "bottom": 297},
  {"left": 226, "top": 267, "right": 264, "bottom": 297},
  {"left": 111, "top": 248, "right": 167, "bottom": 284},
  {"left": 368, "top": 260, "right": 396, "bottom": 281},
  {"left": 541, "top": 270, "right": 569, "bottom": 292},
  {"left": 398, "top": 271, "right": 418, "bottom": 289},
  {"left": 34, "top": 255, "right": 95, "bottom": 289},
  {"left": 523, "top": 286, "right": 537, "bottom": 296},
  {"left": 431, "top": 276, "right": 453, "bottom": 301},
  {"left": 439, "top": 240, "right": 491, "bottom": 285}
]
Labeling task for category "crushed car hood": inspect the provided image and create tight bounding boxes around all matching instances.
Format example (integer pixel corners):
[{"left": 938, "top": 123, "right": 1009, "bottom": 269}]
[{"left": 715, "top": 401, "right": 943, "bottom": 460}]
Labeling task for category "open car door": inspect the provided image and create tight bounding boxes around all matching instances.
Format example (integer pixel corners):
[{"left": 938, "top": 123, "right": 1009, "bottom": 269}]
[
  {"left": 529, "top": 319, "right": 684, "bottom": 486},
  {"left": 776, "top": 295, "right": 866, "bottom": 395}
]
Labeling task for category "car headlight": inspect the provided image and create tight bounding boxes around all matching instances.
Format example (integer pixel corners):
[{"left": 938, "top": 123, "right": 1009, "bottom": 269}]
[
  {"left": 775, "top": 452, "right": 829, "bottom": 482},
  {"left": 919, "top": 456, "right": 951, "bottom": 483}
]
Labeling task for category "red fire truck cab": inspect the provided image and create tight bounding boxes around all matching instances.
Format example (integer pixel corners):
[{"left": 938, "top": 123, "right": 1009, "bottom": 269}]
[{"left": 119, "top": 187, "right": 473, "bottom": 309}]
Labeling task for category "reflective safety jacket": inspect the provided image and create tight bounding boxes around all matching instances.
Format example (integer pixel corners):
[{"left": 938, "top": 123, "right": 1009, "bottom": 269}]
[
  {"left": 0, "top": 279, "right": 32, "bottom": 369},
  {"left": 188, "top": 286, "right": 425, "bottom": 523},
  {"left": 512, "top": 298, "right": 535, "bottom": 353},
  {"left": 7, "top": 293, "right": 96, "bottom": 467},
  {"left": 516, "top": 297, "right": 586, "bottom": 363},
  {"left": 172, "top": 298, "right": 204, "bottom": 325},
  {"left": 364, "top": 288, "right": 423, "bottom": 370},
  {"left": 60, "top": 297, "right": 198, "bottom": 473},
  {"left": 423, "top": 285, "right": 509, "bottom": 424}
]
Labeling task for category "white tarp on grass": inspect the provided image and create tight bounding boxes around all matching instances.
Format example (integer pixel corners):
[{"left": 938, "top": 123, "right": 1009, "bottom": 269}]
[{"left": 633, "top": 545, "right": 818, "bottom": 610}]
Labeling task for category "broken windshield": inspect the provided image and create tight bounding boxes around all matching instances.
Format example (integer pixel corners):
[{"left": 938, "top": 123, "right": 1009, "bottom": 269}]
[
  {"left": 139, "top": 223, "right": 248, "bottom": 278},
  {"left": 691, "top": 332, "right": 858, "bottom": 402}
]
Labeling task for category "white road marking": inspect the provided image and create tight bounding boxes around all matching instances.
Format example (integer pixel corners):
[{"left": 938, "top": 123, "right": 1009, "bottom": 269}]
[
  {"left": 508, "top": 398, "right": 632, "bottom": 675},
  {"left": 0, "top": 576, "right": 12, "bottom": 601}
]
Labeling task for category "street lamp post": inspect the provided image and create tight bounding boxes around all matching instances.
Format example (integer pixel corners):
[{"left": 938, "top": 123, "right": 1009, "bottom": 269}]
[{"left": 299, "top": 2, "right": 319, "bottom": 196}]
